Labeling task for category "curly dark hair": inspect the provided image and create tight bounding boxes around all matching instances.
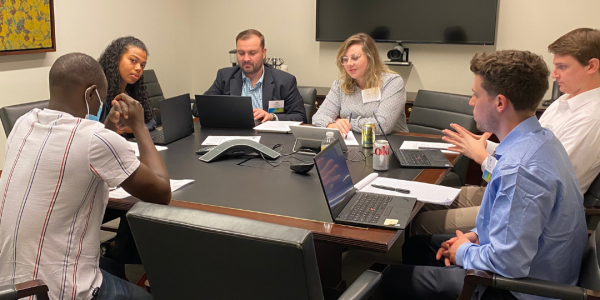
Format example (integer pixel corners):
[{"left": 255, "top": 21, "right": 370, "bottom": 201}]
[{"left": 98, "top": 36, "right": 154, "bottom": 123}]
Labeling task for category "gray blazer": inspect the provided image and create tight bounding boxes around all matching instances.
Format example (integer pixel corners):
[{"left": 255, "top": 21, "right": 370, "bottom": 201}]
[{"left": 193, "top": 64, "right": 307, "bottom": 122}]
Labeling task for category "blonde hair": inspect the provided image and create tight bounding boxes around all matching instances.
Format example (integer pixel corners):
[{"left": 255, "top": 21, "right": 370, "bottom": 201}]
[{"left": 336, "top": 33, "right": 396, "bottom": 94}]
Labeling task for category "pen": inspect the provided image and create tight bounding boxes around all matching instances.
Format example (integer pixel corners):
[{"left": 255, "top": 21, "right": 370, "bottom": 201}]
[
  {"left": 418, "top": 147, "right": 446, "bottom": 151},
  {"left": 345, "top": 113, "right": 353, "bottom": 138},
  {"left": 371, "top": 184, "right": 410, "bottom": 194}
]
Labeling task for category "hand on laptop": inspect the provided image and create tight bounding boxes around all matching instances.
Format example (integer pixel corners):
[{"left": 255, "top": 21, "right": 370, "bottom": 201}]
[
  {"left": 327, "top": 118, "right": 351, "bottom": 136},
  {"left": 442, "top": 123, "right": 492, "bottom": 165},
  {"left": 253, "top": 108, "right": 273, "bottom": 123}
]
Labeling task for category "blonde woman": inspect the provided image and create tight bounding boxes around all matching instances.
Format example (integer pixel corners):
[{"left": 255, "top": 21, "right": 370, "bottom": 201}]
[{"left": 312, "top": 33, "right": 408, "bottom": 135}]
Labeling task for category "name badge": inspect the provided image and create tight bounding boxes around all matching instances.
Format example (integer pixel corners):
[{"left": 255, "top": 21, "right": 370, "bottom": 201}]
[
  {"left": 362, "top": 88, "right": 381, "bottom": 104},
  {"left": 268, "top": 100, "right": 284, "bottom": 113},
  {"left": 482, "top": 155, "right": 497, "bottom": 183}
]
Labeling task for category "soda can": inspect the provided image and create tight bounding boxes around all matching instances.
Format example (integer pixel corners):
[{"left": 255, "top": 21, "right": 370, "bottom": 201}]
[
  {"left": 362, "top": 122, "right": 376, "bottom": 148},
  {"left": 373, "top": 140, "right": 390, "bottom": 171}
]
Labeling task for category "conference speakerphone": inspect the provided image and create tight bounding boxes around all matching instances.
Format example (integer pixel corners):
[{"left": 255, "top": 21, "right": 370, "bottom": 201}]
[{"left": 199, "top": 139, "right": 281, "bottom": 163}]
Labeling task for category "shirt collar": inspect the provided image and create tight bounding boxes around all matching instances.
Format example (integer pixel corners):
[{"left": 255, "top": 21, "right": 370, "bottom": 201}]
[
  {"left": 494, "top": 115, "right": 541, "bottom": 159},
  {"left": 560, "top": 86, "right": 600, "bottom": 112},
  {"left": 241, "top": 67, "right": 265, "bottom": 88}
]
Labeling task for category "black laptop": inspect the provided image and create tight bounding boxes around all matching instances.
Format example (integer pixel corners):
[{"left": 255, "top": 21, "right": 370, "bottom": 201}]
[
  {"left": 151, "top": 94, "right": 194, "bottom": 145},
  {"left": 195, "top": 95, "right": 256, "bottom": 129},
  {"left": 372, "top": 114, "right": 453, "bottom": 168},
  {"left": 314, "top": 139, "right": 416, "bottom": 230}
]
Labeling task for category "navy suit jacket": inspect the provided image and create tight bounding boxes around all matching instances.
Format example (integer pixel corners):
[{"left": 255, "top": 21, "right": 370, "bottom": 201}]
[{"left": 193, "top": 64, "right": 307, "bottom": 122}]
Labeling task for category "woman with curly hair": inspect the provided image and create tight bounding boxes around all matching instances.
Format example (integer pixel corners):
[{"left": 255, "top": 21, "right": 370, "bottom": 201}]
[
  {"left": 312, "top": 33, "right": 408, "bottom": 135},
  {"left": 98, "top": 36, "right": 157, "bottom": 130}
]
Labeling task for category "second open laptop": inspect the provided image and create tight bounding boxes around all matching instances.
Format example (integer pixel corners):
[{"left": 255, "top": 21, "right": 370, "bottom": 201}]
[
  {"left": 195, "top": 95, "right": 256, "bottom": 129},
  {"left": 314, "top": 139, "right": 416, "bottom": 230},
  {"left": 372, "top": 114, "right": 453, "bottom": 168},
  {"left": 151, "top": 93, "right": 194, "bottom": 145}
]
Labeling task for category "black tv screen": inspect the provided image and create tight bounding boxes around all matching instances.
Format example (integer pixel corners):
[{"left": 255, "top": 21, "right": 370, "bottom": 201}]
[{"left": 316, "top": 0, "right": 498, "bottom": 45}]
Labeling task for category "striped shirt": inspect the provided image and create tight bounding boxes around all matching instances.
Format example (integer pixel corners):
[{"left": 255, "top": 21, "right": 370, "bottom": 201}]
[
  {"left": 312, "top": 72, "right": 408, "bottom": 134},
  {"left": 0, "top": 109, "right": 140, "bottom": 300},
  {"left": 241, "top": 68, "right": 265, "bottom": 110}
]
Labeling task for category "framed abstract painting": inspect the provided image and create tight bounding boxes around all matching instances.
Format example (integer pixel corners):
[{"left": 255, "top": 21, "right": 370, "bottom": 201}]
[{"left": 0, "top": 0, "right": 55, "bottom": 56}]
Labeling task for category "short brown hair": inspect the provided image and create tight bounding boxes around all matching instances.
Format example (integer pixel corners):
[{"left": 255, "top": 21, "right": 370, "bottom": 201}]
[
  {"left": 548, "top": 28, "right": 600, "bottom": 69},
  {"left": 470, "top": 50, "right": 549, "bottom": 111},
  {"left": 236, "top": 29, "right": 265, "bottom": 48},
  {"left": 336, "top": 33, "right": 396, "bottom": 94}
]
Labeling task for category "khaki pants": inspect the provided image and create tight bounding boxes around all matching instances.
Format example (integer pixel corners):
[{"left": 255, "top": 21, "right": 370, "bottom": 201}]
[{"left": 409, "top": 186, "right": 486, "bottom": 236}]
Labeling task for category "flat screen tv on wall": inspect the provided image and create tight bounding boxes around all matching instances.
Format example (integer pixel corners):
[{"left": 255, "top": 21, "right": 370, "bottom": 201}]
[{"left": 316, "top": 0, "right": 498, "bottom": 45}]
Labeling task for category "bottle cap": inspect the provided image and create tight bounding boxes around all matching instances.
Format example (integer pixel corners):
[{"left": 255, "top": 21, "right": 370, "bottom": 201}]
[{"left": 326, "top": 131, "right": 334, "bottom": 137}]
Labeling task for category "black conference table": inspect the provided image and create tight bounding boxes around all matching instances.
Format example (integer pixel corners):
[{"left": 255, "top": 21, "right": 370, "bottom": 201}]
[{"left": 109, "top": 122, "right": 457, "bottom": 289}]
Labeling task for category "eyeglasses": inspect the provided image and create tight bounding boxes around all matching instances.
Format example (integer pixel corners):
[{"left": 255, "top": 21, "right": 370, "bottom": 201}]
[{"left": 340, "top": 54, "right": 365, "bottom": 65}]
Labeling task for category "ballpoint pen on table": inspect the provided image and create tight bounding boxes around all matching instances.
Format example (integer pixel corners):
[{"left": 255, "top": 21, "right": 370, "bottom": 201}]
[
  {"left": 346, "top": 113, "right": 353, "bottom": 139},
  {"left": 371, "top": 184, "right": 410, "bottom": 194}
]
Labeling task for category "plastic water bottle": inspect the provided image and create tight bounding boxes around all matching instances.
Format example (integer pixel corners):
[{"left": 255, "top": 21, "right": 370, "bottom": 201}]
[{"left": 321, "top": 131, "right": 335, "bottom": 151}]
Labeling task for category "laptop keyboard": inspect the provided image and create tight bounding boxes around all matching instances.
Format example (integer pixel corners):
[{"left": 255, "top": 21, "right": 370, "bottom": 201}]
[
  {"left": 343, "top": 193, "right": 393, "bottom": 224},
  {"left": 398, "top": 150, "right": 432, "bottom": 166}
]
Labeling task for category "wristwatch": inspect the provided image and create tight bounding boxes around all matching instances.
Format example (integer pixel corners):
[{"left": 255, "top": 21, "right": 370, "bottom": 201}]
[{"left": 270, "top": 113, "right": 277, "bottom": 121}]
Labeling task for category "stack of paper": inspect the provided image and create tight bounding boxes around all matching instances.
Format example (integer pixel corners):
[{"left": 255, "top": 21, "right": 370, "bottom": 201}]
[
  {"left": 109, "top": 179, "right": 195, "bottom": 199},
  {"left": 127, "top": 142, "right": 168, "bottom": 157},
  {"left": 253, "top": 121, "right": 302, "bottom": 133},
  {"left": 354, "top": 173, "right": 460, "bottom": 205},
  {"left": 400, "top": 141, "right": 458, "bottom": 154},
  {"left": 201, "top": 136, "right": 261, "bottom": 146}
]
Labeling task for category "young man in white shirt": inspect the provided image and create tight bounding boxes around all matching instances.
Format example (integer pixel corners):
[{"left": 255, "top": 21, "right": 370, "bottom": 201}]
[
  {"left": 411, "top": 28, "right": 600, "bottom": 235},
  {"left": 0, "top": 53, "right": 171, "bottom": 299}
]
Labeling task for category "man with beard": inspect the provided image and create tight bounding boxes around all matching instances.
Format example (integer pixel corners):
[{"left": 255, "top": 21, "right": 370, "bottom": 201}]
[{"left": 192, "top": 29, "right": 306, "bottom": 123}]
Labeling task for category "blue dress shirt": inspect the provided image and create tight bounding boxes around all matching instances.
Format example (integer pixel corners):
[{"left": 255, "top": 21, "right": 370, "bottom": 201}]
[
  {"left": 456, "top": 116, "right": 587, "bottom": 300},
  {"left": 241, "top": 69, "right": 265, "bottom": 110}
]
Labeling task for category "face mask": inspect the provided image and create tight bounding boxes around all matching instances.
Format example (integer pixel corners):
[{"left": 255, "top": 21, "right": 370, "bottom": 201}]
[{"left": 84, "top": 87, "right": 103, "bottom": 121}]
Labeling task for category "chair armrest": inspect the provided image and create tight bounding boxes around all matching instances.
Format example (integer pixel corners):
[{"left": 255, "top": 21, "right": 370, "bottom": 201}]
[
  {"left": 337, "top": 269, "right": 382, "bottom": 300},
  {"left": 459, "top": 269, "right": 596, "bottom": 300},
  {"left": 15, "top": 280, "right": 49, "bottom": 300},
  {"left": 0, "top": 284, "right": 17, "bottom": 300}
]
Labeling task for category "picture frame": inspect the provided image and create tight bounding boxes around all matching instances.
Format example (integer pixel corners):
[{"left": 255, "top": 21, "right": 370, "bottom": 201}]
[{"left": 0, "top": 0, "right": 56, "bottom": 56}]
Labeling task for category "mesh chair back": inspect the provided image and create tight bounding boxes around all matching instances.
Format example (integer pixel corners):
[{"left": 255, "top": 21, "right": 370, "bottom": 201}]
[
  {"left": 0, "top": 100, "right": 49, "bottom": 137},
  {"left": 127, "top": 202, "right": 324, "bottom": 300}
]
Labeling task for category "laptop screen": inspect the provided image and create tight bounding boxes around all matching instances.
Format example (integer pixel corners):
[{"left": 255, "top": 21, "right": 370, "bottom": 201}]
[{"left": 314, "top": 140, "right": 354, "bottom": 216}]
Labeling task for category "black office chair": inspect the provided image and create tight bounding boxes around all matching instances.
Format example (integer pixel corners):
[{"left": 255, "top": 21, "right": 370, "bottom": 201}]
[
  {"left": 0, "top": 279, "right": 49, "bottom": 300},
  {"left": 407, "top": 90, "right": 477, "bottom": 186},
  {"left": 458, "top": 221, "right": 600, "bottom": 300},
  {"left": 143, "top": 69, "right": 165, "bottom": 126},
  {"left": 127, "top": 202, "right": 382, "bottom": 300},
  {"left": 0, "top": 100, "right": 50, "bottom": 137},
  {"left": 298, "top": 87, "right": 317, "bottom": 123}
]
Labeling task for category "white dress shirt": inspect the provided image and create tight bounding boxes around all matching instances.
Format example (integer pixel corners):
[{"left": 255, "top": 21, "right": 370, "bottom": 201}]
[{"left": 483, "top": 87, "right": 600, "bottom": 194}]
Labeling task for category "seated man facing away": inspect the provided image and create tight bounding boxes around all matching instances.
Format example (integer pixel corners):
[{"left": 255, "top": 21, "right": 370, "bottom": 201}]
[
  {"left": 0, "top": 53, "right": 171, "bottom": 300},
  {"left": 381, "top": 50, "right": 587, "bottom": 300},
  {"left": 412, "top": 27, "right": 600, "bottom": 236},
  {"left": 191, "top": 29, "right": 307, "bottom": 123}
]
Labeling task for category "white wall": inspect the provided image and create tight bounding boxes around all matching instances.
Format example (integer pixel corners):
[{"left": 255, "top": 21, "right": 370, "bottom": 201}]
[{"left": 0, "top": 0, "right": 192, "bottom": 168}]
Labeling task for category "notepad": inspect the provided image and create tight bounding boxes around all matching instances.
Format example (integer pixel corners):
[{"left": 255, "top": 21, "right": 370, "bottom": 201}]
[
  {"left": 354, "top": 173, "right": 460, "bottom": 205},
  {"left": 253, "top": 121, "right": 302, "bottom": 133},
  {"left": 344, "top": 132, "right": 360, "bottom": 146},
  {"left": 201, "top": 136, "right": 261, "bottom": 146},
  {"left": 109, "top": 179, "right": 195, "bottom": 199},
  {"left": 400, "top": 141, "right": 458, "bottom": 154}
]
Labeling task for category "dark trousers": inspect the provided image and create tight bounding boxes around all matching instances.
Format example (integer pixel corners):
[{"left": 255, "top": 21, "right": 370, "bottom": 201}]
[{"left": 379, "top": 234, "right": 518, "bottom": 300}]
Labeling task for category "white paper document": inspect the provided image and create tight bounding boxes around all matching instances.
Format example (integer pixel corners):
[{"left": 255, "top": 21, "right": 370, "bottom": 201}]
[
  {"left": 127, "top": 142, "right": 168, "bottom": 157},
  {"left": 354, "top": 173, "right": 460, "bottom": 205},
  {"left": 253, "top": 121, "right": 302, "bottom": 133},
  {"left": 201, "top": 136, "right": 261, "bottom": 146},
  {"left": 109, "top": 179, "right": 195, "bottom": 199},
  {"left": 400, "top": 141, "right": 458, "bottom": 154},
  {"left": 344, "top": 132, "right": 360, "bottom": 146}
]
